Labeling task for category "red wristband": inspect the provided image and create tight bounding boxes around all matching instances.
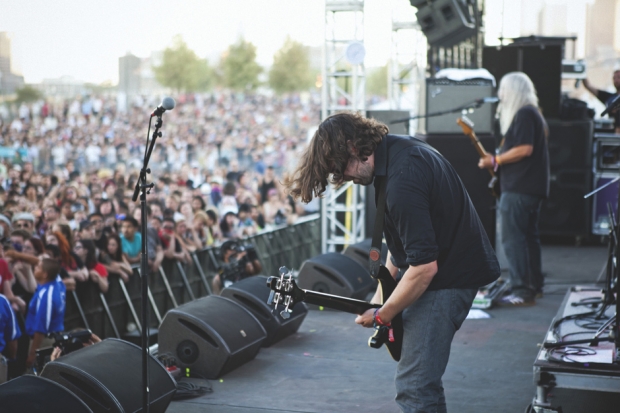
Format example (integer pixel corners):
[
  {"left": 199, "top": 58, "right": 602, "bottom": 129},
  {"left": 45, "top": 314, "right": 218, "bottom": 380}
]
[{"left": 374, "top": 308, "right": 390, "bottom": 327}]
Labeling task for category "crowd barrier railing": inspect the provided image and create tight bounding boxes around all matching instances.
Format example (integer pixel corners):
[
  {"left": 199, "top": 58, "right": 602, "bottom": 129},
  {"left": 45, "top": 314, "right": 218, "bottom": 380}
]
[{"left": 62, "top": 214, "right": 321, "bottom": 340}]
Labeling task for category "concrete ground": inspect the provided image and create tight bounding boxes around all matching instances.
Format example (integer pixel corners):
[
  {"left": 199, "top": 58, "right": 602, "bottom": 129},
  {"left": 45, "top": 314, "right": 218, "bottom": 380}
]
[{"left": 167, "top": 242, "right": 620, "bottom": 413}]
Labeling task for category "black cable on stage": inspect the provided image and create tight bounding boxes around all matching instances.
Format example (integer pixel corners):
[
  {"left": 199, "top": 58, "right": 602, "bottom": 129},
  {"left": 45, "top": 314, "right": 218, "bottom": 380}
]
[{"left": 173, "top": 380, "right": 213, "bottom": 400}]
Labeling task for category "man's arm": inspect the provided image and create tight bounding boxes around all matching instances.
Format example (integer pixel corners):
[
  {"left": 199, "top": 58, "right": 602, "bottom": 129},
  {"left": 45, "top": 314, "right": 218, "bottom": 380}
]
[
  {"left": 583, "top": 79, "right": 599, "bottom": 97},
  {"left": 26, "top": 331, "right": 46, "bottom": 367},
  {"left": 479, "top": 144, "right": 533, "bottom": 169},
  {"left": 356, "top": 260, "right": 437, "bottom": 327}
]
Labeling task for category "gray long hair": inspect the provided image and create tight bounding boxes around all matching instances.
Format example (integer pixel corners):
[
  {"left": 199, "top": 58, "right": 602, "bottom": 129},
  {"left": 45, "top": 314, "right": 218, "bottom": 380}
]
[{"left": 496, "top": 72, "right": 539, "bottom": 135}]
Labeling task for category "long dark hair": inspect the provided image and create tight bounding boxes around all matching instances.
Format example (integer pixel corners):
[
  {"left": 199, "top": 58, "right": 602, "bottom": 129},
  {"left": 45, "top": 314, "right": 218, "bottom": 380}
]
[
  {"left": 284, "top": 112, "right": 387, "bottom": 203},
  {"left": 79, "top": 239, "right": 98, "bottom": 269},
  {"left": 105, "top": 233, "right": 124, "bottom": 262}
]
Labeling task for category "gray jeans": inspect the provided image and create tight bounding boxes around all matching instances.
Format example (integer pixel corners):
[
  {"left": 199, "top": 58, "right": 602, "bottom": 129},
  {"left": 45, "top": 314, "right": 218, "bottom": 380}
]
[
  {"left": 395, "top": 288, "right": 477, "bottom": 413},
  {"left": 499, "top": 191, "right": 544, "bottom": 297}
]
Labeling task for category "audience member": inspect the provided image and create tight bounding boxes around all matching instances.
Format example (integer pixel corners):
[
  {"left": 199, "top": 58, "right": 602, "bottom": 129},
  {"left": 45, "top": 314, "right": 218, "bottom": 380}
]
[
  {"left": 120, "top": 217, "right": 141, "bottom": 265},
  {"left": 25, "top": 258, "right": 65, "bottom": 369},
  {"left": 74, "top": 240, "right": 108, "bottom": 293}
]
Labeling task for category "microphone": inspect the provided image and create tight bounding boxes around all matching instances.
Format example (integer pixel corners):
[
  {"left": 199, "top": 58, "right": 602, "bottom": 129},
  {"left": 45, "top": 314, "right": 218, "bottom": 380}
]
[
  {"left": 151, "top": 97, "right": 176, "bottom": 117},
  {"left": 475, "top": 97, "right": 499, "bottom": 104},
  {"left": 601, "top": 94, "right": 620, "bottom": 117}
]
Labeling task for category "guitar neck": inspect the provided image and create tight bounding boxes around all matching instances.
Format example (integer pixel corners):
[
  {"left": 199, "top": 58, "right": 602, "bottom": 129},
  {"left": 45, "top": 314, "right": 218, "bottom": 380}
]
[
  {"left": 301, "top": 290, "right": 380, "bottom": 314},
  {"left": 467, "top": 132, "right": 496, "bottom": 178}
]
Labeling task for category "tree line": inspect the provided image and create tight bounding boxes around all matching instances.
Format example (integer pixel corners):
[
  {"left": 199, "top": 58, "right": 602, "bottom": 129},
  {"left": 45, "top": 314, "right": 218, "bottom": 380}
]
[{"left": 154, "top": 35, "right": 315, "bottom": 94}]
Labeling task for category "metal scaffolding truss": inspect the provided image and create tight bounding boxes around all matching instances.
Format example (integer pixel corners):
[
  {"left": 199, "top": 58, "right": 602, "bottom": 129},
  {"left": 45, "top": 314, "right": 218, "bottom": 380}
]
[
  {"left": 321, "top": 181, "right": 366, "bottom": 253},
  {"left": 321, "top": 0, "right": 367, "bottom": 253},
  {"left": 389, "top": 16, "right": 427, "bottom": 133},
  {"left": 322, "top": 0, "right": 366, "bottom": 118}
]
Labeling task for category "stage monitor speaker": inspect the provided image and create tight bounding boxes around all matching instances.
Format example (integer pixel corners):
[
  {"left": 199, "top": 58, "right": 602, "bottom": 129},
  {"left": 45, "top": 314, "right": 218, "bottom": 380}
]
[
  {"left": 482, "top": 44, "right": 563, "bottom": 119},
  {"left": 539, "top": 119, "right": 593, "bottom": 237},
  {"left": 414, "top": 0, "right": 476, "bottom": 48},
  {"left": 220, "top": 276, "right": 308, "bottom": 347},
  {"left": 343, "top": 238, "right": 389, "bottom": 273},
  {"left": 367, "top": 110, "right": 410, "bottom": 135},
  {"left": 158, "top": 295, "right": 266, "bottom": 379},
  {"left": 41, "top": 338, "right": 176, "bottom": 413},
  {"left": 0, "top": 375, "right": 93, "bottom": 413},
  {"left": 424, "top": 133, "right": 497, "bottom": 246},
  {"left": 297, "top": 253, "right": 374, "bottom": 300},
  {"left": 425, "top": 78, "right": 495, "bottom": 134}
]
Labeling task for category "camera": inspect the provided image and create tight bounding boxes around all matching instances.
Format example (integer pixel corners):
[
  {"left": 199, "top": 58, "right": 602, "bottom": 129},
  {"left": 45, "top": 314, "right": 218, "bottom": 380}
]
[
  {"left": 34, "top": 329, "right": 93, "bottom": 374},
  {"left": 219, "top": 242, "right": 259, "bottom": 286}
]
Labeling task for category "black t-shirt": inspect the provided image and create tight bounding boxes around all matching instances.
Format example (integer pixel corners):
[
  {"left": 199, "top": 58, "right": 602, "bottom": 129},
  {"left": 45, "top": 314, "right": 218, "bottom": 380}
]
[
  {"left": 499, "top": 105, "right": 550, "bottom": 198},
  {"left": 596, "top": 90, "right": 620, "bottom": 128},
  {"left": 373, "top": 135, "right": 500, "bottom": 291}
]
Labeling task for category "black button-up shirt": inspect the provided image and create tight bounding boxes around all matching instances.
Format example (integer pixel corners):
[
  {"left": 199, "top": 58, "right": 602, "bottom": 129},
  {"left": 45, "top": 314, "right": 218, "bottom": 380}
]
[{"left": 374, "top": 135, "right": 500, "bottom": 290}]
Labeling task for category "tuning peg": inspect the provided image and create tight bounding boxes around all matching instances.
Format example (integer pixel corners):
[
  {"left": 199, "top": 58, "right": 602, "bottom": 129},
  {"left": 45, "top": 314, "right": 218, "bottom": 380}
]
[{"left": 280, "top": 309, "right": 291, "bottom": 319}]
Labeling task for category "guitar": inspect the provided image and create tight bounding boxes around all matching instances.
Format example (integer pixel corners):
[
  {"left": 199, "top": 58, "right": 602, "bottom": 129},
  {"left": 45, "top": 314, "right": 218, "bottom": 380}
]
[
  {"left": 266, "top": 265, "right": 403, "bottom": 362},
  {"left": 456, "top": 116, "right": 500, "bottom": 198}
]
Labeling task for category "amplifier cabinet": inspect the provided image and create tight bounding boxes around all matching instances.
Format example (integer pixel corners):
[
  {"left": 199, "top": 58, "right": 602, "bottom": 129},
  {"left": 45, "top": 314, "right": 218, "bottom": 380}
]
[
  {"left": 425, "top": 78, "right": 495, "bottom": 134},
  {"left": 593, "top": 134, "right": 620, "bottom": 172}
]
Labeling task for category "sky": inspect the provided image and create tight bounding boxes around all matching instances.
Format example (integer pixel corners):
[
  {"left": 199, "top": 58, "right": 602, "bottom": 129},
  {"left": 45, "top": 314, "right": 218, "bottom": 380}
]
[{"left": 1, "top": 0, "right": 417, "bottom": 85}]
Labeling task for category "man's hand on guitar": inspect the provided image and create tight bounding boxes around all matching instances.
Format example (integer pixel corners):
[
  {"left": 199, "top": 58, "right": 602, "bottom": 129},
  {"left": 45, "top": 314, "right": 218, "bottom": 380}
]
[
  {"left": 478, "top": 153, "right": 494, "bottom": 169},
  {"left": 355, "top": 308, "right": 376, "bottom": 328}
]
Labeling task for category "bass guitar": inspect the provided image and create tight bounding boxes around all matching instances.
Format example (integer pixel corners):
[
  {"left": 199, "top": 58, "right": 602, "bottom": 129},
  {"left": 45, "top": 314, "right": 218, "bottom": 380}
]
[
  {"left": 267, "top": 265, "right": 403, "bottom": 361},
  {"left": 456, "top": 116, "right": 500, "bottom": 198}
]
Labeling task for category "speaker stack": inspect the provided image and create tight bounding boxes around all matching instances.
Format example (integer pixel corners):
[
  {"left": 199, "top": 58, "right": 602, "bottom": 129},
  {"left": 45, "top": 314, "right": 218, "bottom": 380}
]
[
  {"left": 424, "top": 133, "right": 497, "bottom": 246},
  {"left": 412, "top": 0, "right": 476, "bottom": 48},
  {"left": 40, "top": 338, "right": 176, "bottom": 413},
  {"left": 220, "top": 276, "right": 308, "bottom": 347},
  {"left": 158, "top": 295, "right": 266, "bottom": 379},
  {"left": 482, "top": 38, "right": 563, "bottom": 119},
  {"left": 539, "top": 119, "right": 594, "bottom": 237},
  {"left": 297, "top": 253, "right": 375, "bottom": 300}
]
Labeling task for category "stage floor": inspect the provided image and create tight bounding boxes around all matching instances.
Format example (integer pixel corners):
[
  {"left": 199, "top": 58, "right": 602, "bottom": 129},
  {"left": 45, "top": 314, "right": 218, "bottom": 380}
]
[{"left": 168, "top": 243, "right": 620, "bottom": 413}]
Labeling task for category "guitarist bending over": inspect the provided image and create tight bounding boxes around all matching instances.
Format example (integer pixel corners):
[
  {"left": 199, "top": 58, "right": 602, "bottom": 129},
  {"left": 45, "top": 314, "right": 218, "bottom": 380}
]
[
  {"left": 284, "top": 112, "right": 500, "bottom": 413},
  {"left": 478, "top": 72, "right": 549, "bottom": 306}
]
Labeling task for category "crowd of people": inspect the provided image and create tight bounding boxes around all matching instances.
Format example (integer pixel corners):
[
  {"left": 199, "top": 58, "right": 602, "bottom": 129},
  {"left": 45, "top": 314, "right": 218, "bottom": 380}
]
[{"left": 0, "top": 90, "right": 322, "bottom": 379}]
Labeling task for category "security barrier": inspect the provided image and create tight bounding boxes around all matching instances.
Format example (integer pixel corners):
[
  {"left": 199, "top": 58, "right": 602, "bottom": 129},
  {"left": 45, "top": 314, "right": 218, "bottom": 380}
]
[{"left": 62, "top": 215, "right": 320, "bottom": 340}]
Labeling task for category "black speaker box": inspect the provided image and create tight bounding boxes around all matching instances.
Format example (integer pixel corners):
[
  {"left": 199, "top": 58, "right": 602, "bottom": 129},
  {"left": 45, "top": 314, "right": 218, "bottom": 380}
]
[
  {"left": 220, "top": 276, "right": 308, "bottom": 347},
  {"left": 539, "top": 119, "right": 593, "bottom": 237},
  {"left": 297, "top": 253, "right": 374, "bottom": 299},
  {"left": 343, "top": 238, "right": 389, "bottom": 273},
  {"left": 424, "top": 133, "right": 497, "bottom": 246},
  {"left": 41, "top": 338, "right": 176, "bottom": 413},
  {"left": 0, "top": 375, "right": 93, "bottom": 413},
  {"left": 415, "top": 0, "right": 476, "bottom": 48},
  {"left": 482, "top": 44, "right": 563, "bottom": 119},
  {"left": 158, "top": 295, "right": 266, "bottom": 379}
]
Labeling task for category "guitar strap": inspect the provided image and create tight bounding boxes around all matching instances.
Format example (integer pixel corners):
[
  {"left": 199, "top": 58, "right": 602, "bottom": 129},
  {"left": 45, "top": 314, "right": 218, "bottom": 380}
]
[{"left": 368, "top": 136, "right": 438, "bottom": 278}]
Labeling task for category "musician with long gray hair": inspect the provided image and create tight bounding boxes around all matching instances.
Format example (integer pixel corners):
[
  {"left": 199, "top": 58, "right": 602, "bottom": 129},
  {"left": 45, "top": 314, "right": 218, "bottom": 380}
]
[{"left": 479, "top": 72, "right": 550, "bottom": 306}]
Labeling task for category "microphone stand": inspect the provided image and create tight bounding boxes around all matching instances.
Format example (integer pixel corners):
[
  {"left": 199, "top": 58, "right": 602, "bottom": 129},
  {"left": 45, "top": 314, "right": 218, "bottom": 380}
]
[
  {"left": 390, "top": 99, "right": 488, "bottom": 124},
  {"left": 132, "top": 114, "right": 163, "bottom": 413}
]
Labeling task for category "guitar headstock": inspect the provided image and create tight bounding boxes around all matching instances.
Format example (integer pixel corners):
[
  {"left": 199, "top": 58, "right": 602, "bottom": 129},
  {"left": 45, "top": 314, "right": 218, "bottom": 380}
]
[
  {"left": 266, "top": 266, "right": 303, "bottom": 319},
  {"left": 456, "top": 115, "right": 475, "bottom": 136}
]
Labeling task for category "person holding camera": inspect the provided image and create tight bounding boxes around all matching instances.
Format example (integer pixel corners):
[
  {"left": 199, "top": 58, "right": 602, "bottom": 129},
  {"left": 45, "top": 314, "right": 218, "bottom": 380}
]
[
  {"left": 25, "top": 258, "right": 65, "bottom": 369},
  {"left": 211, "top": 239, "right": 262, "bottom": 295}
]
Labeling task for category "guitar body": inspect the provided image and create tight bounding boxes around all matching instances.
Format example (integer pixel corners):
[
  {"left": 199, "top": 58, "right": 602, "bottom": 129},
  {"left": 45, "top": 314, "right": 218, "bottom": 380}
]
[
  {"left": 368, "top": 265, "right": 403, "bottom": 361},
  {"left": 266, "top": 265, "right": 403, "bottom": 362}
]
